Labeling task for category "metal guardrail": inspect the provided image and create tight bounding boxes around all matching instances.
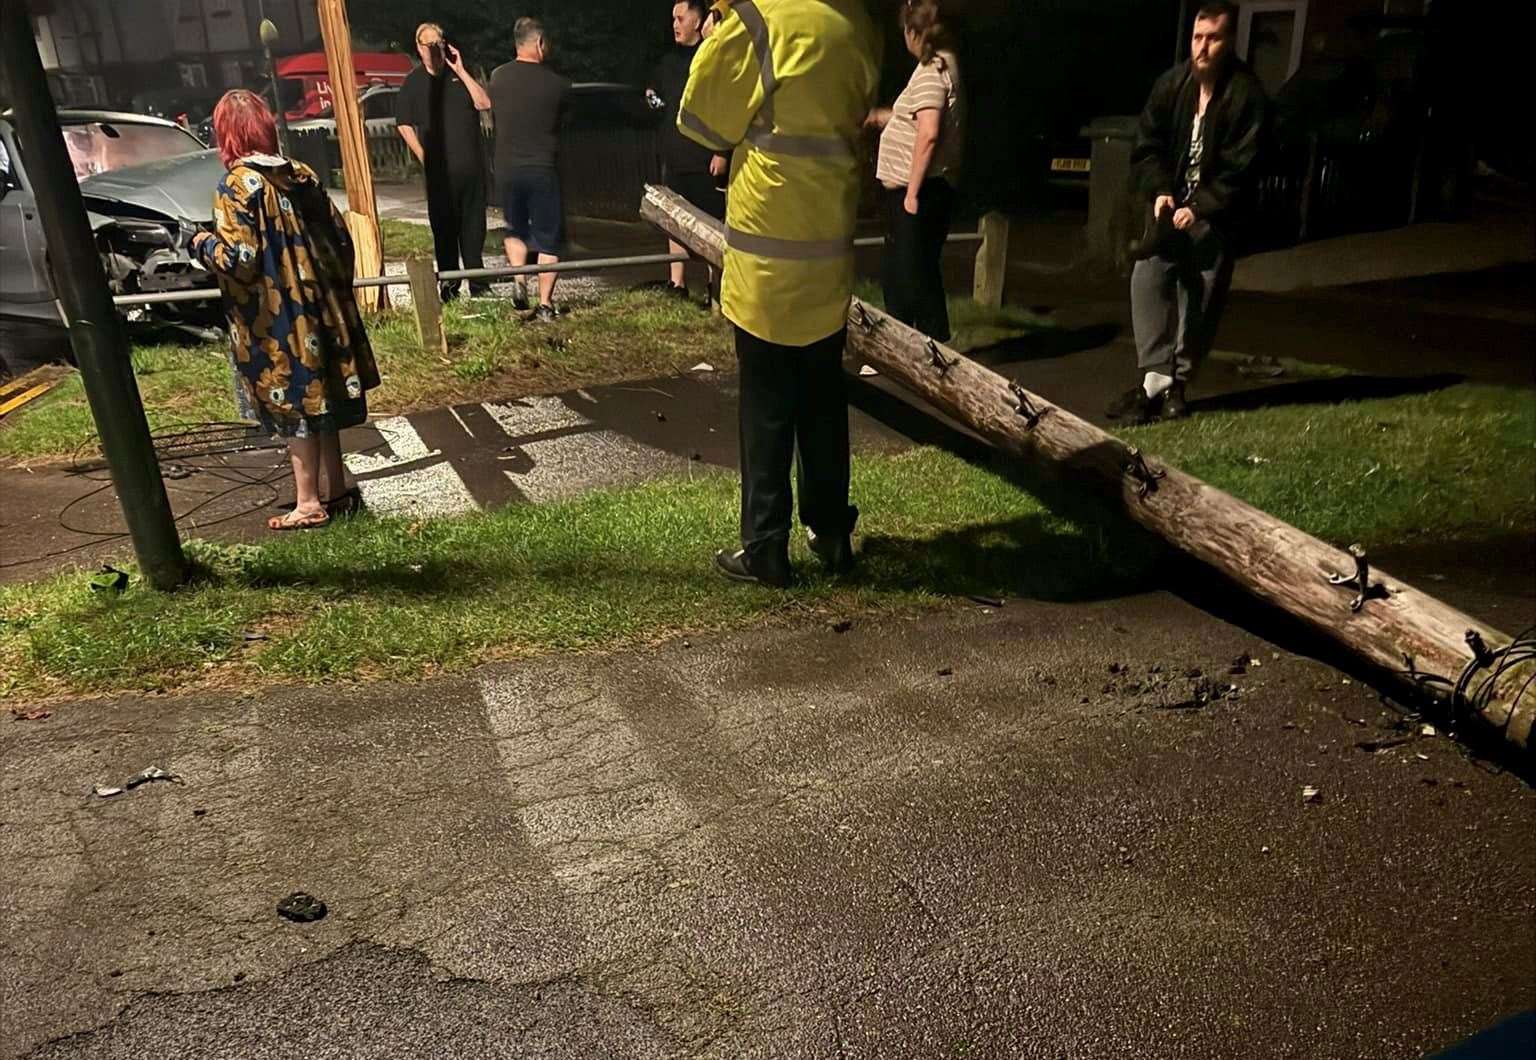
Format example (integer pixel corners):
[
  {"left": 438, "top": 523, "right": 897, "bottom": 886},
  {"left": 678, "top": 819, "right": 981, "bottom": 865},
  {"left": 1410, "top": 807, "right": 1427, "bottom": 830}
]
[{"left": 110, "top": 232, "right": 983, "bottom": 309}]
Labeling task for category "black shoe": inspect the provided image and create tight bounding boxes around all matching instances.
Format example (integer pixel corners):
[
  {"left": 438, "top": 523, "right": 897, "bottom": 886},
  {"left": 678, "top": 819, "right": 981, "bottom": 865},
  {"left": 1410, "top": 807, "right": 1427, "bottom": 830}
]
[
  {"left": 714, "top": 548, "right": 792, "bottom": 588},
  {"left": 531, "top": 304, "right": 558, "bottom": 324},
  {"left": 1160, "top": 383, "right": 1189, "bottom": 421},
  {"left": 512, "top": 284, "right": 530, "bottom": 312},
  {"left": 807, "top": 530, "right": 855, "bottom": 575},
  {"left": 1106, "top": 384, "right": 1161, "bottom": 424},
  {"left": 807, "top": 505, "right": 858, "bottom": 575},
  {"left": 666, "top": 282, "right": 691, "bottom": 300},
  {"left": 439, "top": 283, "right": 460, "bottom": 304},
  {"left": 468, "top": 283, "right": 493, "bottom": 299}
]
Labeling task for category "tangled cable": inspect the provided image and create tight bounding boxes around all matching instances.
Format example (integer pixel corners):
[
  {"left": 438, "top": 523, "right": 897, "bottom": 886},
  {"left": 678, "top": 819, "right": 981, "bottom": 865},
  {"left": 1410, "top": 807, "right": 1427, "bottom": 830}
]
[
  {"left": 0, "top": 421, "right": 288, "bottom": 571},
  {"left": 1451, "top": 626, "right": 1536, "bottom": 735}
]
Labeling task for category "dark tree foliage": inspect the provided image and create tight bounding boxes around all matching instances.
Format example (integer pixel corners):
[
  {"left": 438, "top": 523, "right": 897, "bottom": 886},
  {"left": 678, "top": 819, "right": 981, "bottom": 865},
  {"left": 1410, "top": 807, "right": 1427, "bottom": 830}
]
[{"left": 348, "top": 0, "right": 669, "bottom": 84}]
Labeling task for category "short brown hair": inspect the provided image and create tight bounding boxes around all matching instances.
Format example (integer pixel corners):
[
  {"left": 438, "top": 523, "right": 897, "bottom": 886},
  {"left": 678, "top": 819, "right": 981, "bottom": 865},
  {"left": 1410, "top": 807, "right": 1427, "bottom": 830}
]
[{"left": 900, "top": 0, "right": 954, "bottom": 66}]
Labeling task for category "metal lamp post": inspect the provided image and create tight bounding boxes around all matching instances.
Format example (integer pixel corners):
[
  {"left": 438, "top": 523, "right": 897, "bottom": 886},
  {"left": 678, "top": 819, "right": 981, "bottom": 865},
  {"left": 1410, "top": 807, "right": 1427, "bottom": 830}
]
[{"left": 258, "top": 9, "right": 291, "bottom": 155}]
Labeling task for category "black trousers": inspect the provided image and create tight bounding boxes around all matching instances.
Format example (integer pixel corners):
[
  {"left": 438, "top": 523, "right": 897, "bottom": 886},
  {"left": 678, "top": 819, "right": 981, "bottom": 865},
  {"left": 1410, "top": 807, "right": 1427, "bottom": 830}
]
[
  {"left": 736, "top": 325, "right": 855, "bottom": 565},
  {"left": 880, "top": 178, "right": 955, "bottom": 342},
  {"left": 425, "top": 167, "right": 487, "bottom": 289}
]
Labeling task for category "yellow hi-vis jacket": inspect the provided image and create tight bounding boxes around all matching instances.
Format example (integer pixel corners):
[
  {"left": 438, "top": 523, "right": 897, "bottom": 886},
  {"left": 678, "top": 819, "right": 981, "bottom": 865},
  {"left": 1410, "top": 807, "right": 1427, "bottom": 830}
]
[{"left": 678, "top": 0, "right": 880, "bottom": 347}]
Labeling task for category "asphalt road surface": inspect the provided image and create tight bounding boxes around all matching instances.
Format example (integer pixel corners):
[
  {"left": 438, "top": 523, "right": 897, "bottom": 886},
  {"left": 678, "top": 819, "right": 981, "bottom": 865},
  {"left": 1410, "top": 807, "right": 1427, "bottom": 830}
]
[{"left": 4, "top": 592, "right": 1533, "bottom": 1059}]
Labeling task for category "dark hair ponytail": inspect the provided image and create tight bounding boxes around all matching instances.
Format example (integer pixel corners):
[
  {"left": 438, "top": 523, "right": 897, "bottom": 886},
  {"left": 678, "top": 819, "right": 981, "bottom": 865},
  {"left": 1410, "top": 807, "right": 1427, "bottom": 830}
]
[{"left": 900, "top": 0, "right": 954, "bottom": 66}]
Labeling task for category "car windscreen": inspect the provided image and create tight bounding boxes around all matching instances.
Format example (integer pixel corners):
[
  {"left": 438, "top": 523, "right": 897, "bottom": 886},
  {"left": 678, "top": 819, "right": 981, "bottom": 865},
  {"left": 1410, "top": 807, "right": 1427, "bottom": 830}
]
[{"left": 61, "top": 121, "right": 205, "bottom": 180}]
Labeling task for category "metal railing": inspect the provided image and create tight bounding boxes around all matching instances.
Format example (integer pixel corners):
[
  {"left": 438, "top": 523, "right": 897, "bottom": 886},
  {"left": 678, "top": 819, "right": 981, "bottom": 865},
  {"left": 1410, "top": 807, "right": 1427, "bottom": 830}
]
[{"left": 110, "top": 232, "right": 983, "bottom": 309}]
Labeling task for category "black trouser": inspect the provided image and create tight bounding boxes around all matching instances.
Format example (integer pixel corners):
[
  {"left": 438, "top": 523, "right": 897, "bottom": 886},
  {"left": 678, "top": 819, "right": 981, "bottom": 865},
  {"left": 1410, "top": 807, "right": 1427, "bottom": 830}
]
[
  {"left": 736, "top": 326, "right": 855, "bottom": 566},
  {"left": 425, "top": 166, "right": 487, "bottom": 291},
  {"left": 880, "top": 178, "right": 955, "bottom": 342}
]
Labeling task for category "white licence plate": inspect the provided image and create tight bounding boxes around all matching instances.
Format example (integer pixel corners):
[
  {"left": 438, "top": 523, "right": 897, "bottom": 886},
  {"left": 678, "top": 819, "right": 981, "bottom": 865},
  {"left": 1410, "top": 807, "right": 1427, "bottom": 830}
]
[{"left": 1050, "top": 157, "right": 1091, "bottom": 173}]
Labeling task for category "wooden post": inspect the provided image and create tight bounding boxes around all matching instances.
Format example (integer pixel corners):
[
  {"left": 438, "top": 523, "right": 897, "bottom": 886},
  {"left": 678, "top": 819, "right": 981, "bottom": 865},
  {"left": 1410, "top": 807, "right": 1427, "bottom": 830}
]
[
  {"left": 405, "top": 256, "right": 446, "bottom": 355},
  {"left": 641, "top": 184, "right": 1535, "bottom": 751},
  {"left": 973, "top": 211, "right": 1008, "bottom": 309},
  {"left": 316, "top": 0, "right": 383, "bottom": 311}
]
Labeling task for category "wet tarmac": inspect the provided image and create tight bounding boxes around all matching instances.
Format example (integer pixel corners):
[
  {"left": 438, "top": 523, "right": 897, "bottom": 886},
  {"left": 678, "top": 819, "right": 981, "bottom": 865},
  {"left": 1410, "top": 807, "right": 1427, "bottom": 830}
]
[{"left": 4, "top": 593, "right": 1534, "bottom": 1059}]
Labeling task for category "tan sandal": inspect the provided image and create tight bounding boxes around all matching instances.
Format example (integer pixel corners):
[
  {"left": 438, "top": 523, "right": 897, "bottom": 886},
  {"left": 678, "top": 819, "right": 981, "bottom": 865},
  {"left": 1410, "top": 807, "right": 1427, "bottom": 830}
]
[{"left": 268, "top": 508, "right": 330, "bottom": 532}]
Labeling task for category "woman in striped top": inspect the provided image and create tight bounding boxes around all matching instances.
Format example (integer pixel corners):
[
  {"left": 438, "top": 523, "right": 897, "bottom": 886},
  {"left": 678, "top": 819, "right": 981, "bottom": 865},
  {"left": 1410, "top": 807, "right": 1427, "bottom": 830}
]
[{"left": 867, "top": 0, "right": 964, "bottom": 342}]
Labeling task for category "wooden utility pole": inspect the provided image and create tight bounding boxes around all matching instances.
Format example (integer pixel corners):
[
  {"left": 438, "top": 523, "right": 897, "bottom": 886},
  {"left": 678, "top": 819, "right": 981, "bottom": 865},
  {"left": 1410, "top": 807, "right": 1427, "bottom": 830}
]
[
  {"left": 1, "top": 2, "right": 187, "bottom": 590},
  {"left": 641, "top": 184, "right": 1534, "bottom": 752},
  {"left": 316, "top": 0, "right": 383, "bottom": 310}
]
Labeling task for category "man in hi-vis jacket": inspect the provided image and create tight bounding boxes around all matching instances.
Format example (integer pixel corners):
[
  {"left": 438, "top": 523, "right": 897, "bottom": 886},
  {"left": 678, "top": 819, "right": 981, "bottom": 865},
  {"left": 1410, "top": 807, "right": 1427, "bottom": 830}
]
[{"left": 679, "top": 0, "right": 880, "bottom": 588}]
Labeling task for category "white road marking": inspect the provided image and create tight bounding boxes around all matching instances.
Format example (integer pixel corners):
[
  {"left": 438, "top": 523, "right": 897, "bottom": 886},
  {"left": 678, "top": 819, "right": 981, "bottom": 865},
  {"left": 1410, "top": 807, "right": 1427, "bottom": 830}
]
[
  {"left": 480, "top": 670, "right": 698, "bottom": 896},
  {"left": 345, "top": 415, "right": 440, "bottom": 475},
  {"left": 481, "top": 396, "right": 590, "bottom": 436},
  {"left": 356, "top": 461, "right": 479, "bottom": 518}
]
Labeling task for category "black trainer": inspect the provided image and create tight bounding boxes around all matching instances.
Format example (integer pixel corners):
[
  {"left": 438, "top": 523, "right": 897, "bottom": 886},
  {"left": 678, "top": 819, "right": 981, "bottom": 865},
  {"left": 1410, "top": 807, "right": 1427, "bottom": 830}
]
[
  {"left": 714, "top": 548, "right": 792, "bottom": 588},
  {"left": 1106, "top": 384, "right": 1161, "bottom": 424},
  {"left": 1160, "top": 383, "right": 1189, "bottom": 421},
  {"left": 512, "top": 283, "right": 530, "bottom": 312},
  {"left": 531, "top": 304, "right": 558, "bottom": 324},
  {"left": 807, "top": 505, "right": 858, "bottom": 575},
  {"left": 439, "top": 282, "right": 460, "bottom": 304}
]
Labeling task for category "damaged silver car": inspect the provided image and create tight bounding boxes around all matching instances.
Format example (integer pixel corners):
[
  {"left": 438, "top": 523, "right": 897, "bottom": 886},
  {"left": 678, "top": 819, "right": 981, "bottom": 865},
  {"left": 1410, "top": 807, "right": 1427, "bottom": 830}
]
[{"left": 0, "top": 110, "right": 223, "bottom": 335}]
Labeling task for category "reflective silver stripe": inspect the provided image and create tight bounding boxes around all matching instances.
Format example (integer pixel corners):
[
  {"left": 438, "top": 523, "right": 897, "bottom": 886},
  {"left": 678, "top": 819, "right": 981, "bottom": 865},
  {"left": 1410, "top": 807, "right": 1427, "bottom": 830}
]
[
  {"left": 726, "top": 226, "right": 853, "bottom": 260},
  {"left": 745, "top": 126, "right": 854, "bottom": 159},
  {"left": 678, "top": 108, "right": 734, "bottom": 151},
  {"left": 733, "top": 0, "right": 777, "bottom": 101}
]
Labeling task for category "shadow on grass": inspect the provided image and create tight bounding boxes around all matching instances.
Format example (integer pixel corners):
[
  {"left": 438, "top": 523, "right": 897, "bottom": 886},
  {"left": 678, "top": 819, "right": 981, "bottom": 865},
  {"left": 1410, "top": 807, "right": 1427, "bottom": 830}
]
[
  {"left": 1189, "top": 372, "right": 1467, "bottom": 415},
  {"left": 240, "top": 511, "right": 1151, "bottom": 608},
  {"left": 964, "top": 321, "right": 1122, "bottom": 368}
]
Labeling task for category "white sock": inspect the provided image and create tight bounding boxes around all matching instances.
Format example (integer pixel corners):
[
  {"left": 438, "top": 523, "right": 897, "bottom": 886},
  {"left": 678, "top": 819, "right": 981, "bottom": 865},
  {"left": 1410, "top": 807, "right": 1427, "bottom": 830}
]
[{"left": 1143, "top": 371, "right": 1174, "bottom": 399}]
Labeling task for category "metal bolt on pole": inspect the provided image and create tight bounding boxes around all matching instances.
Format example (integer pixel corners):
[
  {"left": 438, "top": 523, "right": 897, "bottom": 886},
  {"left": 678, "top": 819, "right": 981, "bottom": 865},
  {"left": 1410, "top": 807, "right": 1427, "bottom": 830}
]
[{"left": 1, "top": 3, "right": 187, "bottom": 589}]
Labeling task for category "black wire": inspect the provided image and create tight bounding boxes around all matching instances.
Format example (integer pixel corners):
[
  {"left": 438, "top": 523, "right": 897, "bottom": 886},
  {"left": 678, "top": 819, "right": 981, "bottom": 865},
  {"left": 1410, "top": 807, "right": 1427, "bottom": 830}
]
[
  {"left": 1, "top": 420, "right": 292, "bottom": 570},
  {"left": 1449, "top": 625, "right": 1536, "bottom": 735}
]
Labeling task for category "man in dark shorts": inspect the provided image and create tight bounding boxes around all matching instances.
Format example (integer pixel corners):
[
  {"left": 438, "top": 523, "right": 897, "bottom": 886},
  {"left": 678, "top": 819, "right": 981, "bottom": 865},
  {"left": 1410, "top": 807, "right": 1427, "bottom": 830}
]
[
  {"left": 490, "top": 17, "right": 571, "bottom": 322},
  {"left": 646, "top": 0, "right": 728, "bottom": 301},
  {"left": 396, "top": 22, "right": 493, "bottom": 303}
]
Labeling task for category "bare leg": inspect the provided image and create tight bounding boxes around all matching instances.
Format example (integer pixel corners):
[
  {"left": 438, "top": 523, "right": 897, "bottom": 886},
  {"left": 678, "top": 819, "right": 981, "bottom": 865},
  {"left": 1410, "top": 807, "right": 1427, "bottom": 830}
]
[
  {"left": 317, "top": 430, "right": 348, "bottom": 502},
  {"left": 271, "top": 435, "right": 327, "bottom": 528},
  {"left": 668, "top": 239, "right": 687, "bottom": 289},
  {"left": 504, "top": 235, "right": 529, "bottom": 304},
  {"left": 537, "top": 252, "right": 559, "bottom": 307}
]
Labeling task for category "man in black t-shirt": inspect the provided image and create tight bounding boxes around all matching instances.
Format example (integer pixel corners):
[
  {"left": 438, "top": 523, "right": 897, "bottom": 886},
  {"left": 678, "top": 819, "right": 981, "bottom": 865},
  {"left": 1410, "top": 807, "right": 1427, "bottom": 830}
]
[
  {"left": 489, "top": 18, "right": 571, "bottom": 321},
  {"left": 396, "top": 22, "right": 493, "bottom": 302},
  {"left": 646, "top": 0, "right": 727, "bottom": 301}
]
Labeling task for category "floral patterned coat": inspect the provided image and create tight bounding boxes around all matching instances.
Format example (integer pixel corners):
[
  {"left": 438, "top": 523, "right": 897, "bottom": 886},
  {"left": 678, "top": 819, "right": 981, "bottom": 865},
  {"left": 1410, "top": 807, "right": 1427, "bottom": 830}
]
[{"left": 192, "top": 155, "right": 379, "bottom": 437}]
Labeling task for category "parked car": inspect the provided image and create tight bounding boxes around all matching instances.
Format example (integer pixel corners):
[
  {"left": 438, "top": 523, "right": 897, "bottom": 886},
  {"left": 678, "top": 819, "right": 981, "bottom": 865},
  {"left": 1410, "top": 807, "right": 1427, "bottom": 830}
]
[
  {"left": 288, "top": 83, "right": 400, "bottom": 136},
  {"left": 0, "top": 110, "right": 224, "bottom": 331}
]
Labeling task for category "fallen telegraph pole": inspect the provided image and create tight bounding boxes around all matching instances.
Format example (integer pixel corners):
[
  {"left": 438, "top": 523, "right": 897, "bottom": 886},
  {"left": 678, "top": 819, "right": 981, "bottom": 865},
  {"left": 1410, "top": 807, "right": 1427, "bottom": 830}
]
[{"left": 641, "top": 185, "right": 1533, "bottom": 751}]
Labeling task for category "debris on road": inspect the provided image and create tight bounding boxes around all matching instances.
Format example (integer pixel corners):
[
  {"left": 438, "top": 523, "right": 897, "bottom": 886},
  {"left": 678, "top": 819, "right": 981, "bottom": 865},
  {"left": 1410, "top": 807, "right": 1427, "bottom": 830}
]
[
  {"left": 937, "top": 667, "right": 954, "bottom": 677},
  {"left": 93, "top": 765, "right": 182, "bottom": 798},
  {"left": 966, "top": 595, "right": 1004, "bottom": 608},
  {"left": 10, "top": 708, "right": 52, "bottom": 722},
  {"left": 1302, "top": 786, "right": 1322, "bottom": 804},
  {"left": 125, "top": 766, "right": 180, "bottom": 790},
  {"left": 858, "top": 364, "right": 879, "bottom": 376},
  {"left": 277, "top": 892, "right": 328, "bottom": 923},
  {"left": 830, "top": 620, "right": 853, "bottom": 634},
  {"left": 1420, "top": 724, "right": 1438, "bottom": 737},
  {"left": 690, "top": 361, "right": 715, "bottom": 373}
]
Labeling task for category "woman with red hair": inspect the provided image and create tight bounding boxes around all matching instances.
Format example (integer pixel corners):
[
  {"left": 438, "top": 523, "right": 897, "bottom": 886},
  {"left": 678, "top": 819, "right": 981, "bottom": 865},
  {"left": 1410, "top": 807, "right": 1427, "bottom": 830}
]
[{"left": 192, "top": 89, "right": 379, "bottom": 530}]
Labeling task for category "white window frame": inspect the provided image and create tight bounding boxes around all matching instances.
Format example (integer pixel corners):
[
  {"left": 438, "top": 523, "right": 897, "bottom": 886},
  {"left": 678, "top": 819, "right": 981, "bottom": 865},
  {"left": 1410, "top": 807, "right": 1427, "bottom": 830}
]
[{"left": 1237, "top": 0, "right": 1309, "bottom": 84}]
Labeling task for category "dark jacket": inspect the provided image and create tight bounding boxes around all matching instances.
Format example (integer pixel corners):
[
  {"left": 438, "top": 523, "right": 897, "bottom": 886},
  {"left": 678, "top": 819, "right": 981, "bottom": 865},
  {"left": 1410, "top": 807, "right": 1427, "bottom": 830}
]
[{"left": 1132, "top": 59, "right": 1268, "bottom": 234}]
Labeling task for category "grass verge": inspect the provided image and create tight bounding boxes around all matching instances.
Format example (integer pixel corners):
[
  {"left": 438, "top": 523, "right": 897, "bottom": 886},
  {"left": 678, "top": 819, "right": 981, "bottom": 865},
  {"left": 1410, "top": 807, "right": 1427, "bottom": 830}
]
[
  {"left": 2, "top": 380, "right": 1531, "bottom": 701},
  {"left": 380, "top": 218, "right": 503, "bottom": 262},
  {"left": 0, "top": 290, "right": 1039, "bottom": 464}
]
